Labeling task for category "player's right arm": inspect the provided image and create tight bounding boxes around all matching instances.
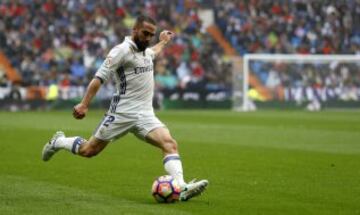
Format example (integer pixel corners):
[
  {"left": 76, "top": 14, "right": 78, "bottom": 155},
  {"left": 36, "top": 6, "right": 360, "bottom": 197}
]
[
  {"left": 73, "top": 45, "right": 125, "bottom": 119},
  {"left": 73, "top": 78, "right": 102, "bottom": 119}
]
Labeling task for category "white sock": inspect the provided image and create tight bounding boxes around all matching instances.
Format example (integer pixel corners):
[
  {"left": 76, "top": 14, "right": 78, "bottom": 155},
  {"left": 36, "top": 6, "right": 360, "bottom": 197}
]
[
  {"left": 163, "top": 153, "right": 186, "bottom": 188},
  {"left": 54, "top": 137, "right": 85, "bottom": 154}
]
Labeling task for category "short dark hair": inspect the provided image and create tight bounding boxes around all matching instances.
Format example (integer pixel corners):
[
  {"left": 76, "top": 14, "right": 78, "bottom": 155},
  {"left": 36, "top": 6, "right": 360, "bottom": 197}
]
[{"left": 134, "top": 15, "right": 156, "bottom": 27}]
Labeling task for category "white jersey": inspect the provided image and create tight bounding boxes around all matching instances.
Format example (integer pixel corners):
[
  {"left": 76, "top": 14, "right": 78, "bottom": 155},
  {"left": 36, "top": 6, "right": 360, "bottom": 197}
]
[{"left": 95, "top": 36, "right": 156, "bottom": 114}]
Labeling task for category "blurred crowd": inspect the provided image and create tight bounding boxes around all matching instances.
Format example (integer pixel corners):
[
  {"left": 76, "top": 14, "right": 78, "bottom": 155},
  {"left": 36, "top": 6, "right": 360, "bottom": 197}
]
[
  {"left": 0, "top": 0, "right": 231, "bottom": 102},
  {"left": 0, "top": 0, "right": 359, "bottom": 104},
  {"left": 213, "top": 0, "right": 360, "bottom": 55},
  {"left": 251, "top": 60, "right": 360, "bottom": 102},
  {"left": 211, "top": 0, "right": 360, "bottom": 105}
]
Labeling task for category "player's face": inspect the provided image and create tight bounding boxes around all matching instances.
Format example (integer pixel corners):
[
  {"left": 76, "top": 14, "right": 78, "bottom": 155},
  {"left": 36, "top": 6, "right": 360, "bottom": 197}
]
[{"left": 133, "top": 22, "right": 156, "bottom": 51}]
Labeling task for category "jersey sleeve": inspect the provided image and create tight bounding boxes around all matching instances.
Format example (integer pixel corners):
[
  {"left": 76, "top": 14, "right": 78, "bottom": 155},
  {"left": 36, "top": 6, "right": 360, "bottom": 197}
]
[
  {"left": 95, "top": 46, "right": 126, "bottom": 83},
  {"left": 146, "top": 48, "right": 156, "bottom": 60}
]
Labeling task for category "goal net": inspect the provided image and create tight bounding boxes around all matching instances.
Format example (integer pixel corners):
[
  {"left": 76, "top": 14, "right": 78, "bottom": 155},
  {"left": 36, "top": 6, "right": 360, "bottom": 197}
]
[{"left": 233, "top": 54, "right": 360, "bottom": 111}]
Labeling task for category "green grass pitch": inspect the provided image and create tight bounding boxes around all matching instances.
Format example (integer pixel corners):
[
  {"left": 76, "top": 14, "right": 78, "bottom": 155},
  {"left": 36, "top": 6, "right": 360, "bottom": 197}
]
[{"left": 0, "top": 110, "right": 360, "bottom": 215}]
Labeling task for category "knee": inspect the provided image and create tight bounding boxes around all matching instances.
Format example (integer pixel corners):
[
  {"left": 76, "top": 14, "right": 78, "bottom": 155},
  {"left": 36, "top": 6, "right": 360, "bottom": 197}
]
[{"left": 162, "top": 137, "right": 178, "bottom": 154}]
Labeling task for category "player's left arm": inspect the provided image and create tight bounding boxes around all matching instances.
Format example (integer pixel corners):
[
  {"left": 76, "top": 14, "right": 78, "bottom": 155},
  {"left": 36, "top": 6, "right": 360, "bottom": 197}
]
[{"left": 150, "top": 30, "right": 175, "bottom": 57}]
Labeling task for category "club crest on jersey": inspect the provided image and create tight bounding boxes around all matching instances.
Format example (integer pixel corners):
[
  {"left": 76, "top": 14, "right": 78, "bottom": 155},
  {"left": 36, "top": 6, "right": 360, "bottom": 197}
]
[{"left": 104, "top": 57, "right": 112, "bottom": 68}]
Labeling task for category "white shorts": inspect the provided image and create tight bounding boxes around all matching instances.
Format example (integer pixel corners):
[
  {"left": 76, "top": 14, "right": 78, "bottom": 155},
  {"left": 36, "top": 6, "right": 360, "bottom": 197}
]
[{"left": 93, "top": 112, "right": 165, "bottom": 142}]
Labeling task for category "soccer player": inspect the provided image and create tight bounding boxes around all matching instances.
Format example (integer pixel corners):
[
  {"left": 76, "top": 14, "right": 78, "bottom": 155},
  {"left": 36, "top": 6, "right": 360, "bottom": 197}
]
[{"left": 42, "top": 15, "right": 208, "bottom": 201}]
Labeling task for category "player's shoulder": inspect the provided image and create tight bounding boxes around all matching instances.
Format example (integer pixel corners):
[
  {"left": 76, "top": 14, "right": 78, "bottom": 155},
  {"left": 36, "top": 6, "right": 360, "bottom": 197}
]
[
  {"left": 108, "top": 40, "right": 131, "bottom": 58},
  {"left": 145, "top": 48, "right": 156, "bottom": 59},
  {"left": 145, "top": 48, "right": 155, "bottom": 55}
]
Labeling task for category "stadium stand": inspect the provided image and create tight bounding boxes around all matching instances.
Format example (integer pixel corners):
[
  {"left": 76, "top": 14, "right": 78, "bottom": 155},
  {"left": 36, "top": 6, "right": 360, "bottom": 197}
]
[
  {"left": 0, "top": 0, "right": 359, "bottom": 109},
  {"left": 213, "top": 0, "right": 360, "bottom": 55}
]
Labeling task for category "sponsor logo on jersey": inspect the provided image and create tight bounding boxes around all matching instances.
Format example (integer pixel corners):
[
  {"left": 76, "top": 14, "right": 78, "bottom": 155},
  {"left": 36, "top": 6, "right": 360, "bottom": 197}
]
[
  {"left": 134, "top": 65, "right": 153, "bottom": 74},
  {"left": 143, "top": 58, "right": 151, "bottom": 65}
]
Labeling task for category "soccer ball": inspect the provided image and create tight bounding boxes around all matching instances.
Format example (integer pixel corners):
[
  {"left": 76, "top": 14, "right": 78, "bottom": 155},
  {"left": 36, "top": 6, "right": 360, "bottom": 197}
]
[{"left": 151, "top": 175, "right": 181, "bottom": 203}]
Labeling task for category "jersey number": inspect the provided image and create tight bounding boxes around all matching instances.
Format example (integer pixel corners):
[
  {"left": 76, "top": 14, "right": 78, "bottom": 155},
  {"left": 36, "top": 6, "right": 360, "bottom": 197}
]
[{"left": 103, "top": 115, "right": 115, "bottom": 127}]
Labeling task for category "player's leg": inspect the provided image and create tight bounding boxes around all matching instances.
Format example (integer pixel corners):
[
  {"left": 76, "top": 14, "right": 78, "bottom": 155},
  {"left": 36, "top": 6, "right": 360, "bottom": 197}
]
[
  {"left": 42, "top": 132, "right": 109, "bottom": 161},
  {"left": 78, "top": 136, "right": 109, "bottom": 157},
  {"left": 42, "top": 113, "right": 133, "bottom": 161},
  {"left": 145, "top": 127, "right": 208, "bottom": 201},
  {"left": 145, "top": 127, "right": 186, "bottom": 187}
]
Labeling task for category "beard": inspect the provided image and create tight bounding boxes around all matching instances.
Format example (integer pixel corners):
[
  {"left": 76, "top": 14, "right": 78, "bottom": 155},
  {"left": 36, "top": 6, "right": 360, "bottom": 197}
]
[{"left": 134, "top": 37, "right": 149, "bottom": 52}]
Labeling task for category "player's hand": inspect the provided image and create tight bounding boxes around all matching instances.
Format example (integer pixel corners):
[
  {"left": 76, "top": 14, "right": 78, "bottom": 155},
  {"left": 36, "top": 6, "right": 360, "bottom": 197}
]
[
  {"left": 159, "top": 30, "right": 175, "bottom": 44},
  {"left": 73, "top": 103, "right": 88, "bottom": 120}
]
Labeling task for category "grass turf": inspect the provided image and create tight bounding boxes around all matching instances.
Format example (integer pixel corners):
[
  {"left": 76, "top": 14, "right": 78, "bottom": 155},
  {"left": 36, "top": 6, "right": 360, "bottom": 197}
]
[{"left": 0, "top": 110, "right": 360, "bottom": 215}]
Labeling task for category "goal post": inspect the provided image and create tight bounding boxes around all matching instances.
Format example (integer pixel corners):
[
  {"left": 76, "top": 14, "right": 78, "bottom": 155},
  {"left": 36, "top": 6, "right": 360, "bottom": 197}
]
[{"left": 233, "top": 54, "right": 360, "bottom": 111}]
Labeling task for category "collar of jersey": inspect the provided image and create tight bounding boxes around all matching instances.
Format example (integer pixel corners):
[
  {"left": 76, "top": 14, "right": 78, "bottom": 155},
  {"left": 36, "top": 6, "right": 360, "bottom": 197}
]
[{"left": 125, "top": 36, "right": 140, "bottom": 52}]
